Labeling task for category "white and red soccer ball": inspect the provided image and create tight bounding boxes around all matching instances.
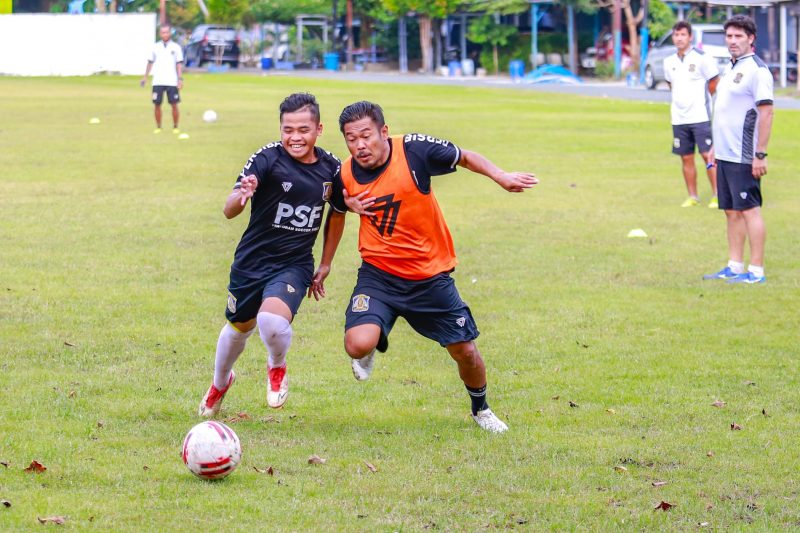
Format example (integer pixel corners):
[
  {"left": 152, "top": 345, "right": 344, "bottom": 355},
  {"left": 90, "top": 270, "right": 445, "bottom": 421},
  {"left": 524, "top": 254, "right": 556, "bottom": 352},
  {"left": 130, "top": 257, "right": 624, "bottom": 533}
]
[{"left": 182, "top": 421, "right": 241, "bottom": 479}]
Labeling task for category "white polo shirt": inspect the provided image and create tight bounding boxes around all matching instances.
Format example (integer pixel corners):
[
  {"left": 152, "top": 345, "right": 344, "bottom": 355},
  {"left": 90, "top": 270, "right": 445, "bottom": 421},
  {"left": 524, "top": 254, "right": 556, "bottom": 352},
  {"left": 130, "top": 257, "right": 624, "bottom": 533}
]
[
  {"left": 712, "top": 53, "right": 774, "bottom": 164},
  {"left": 148, "top": 40, "right": 183, "bottom": 87},
  {"left": 664, "top": 48, "right": 719, "bottom": 125}
]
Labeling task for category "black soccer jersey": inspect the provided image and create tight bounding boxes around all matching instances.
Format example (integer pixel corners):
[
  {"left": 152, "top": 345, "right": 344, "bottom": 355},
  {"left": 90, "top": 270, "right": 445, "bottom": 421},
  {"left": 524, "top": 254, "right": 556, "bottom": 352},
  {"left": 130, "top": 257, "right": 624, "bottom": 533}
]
[
  {"left": 230, "top": 143, "right": 346, "bottom": 278},
  {"left": 351, "top": 133, "right": 461, "bottom": 193}
]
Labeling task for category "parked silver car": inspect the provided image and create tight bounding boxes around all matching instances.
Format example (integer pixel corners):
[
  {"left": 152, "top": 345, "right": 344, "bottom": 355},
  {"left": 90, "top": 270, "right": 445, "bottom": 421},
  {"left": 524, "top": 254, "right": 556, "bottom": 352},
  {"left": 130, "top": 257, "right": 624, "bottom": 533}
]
[{"left": 643, "top": 24, "right": 730, "bottom": 89}]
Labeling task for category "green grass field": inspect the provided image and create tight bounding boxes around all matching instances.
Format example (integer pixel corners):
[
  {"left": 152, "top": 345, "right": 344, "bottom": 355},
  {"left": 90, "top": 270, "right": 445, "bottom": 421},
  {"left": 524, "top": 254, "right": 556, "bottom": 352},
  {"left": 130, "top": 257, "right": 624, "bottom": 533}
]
[{"left": 1, "top": 73, "right": 799, "bottom": 531}]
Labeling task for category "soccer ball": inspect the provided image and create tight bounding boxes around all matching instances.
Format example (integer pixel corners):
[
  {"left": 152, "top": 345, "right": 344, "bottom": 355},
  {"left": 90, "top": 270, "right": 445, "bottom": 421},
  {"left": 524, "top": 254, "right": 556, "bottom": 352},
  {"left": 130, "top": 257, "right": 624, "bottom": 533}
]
[
  {"left": 202, "top": 109, "right": 217, "bottom": 123},
  {"left": 182, "top": 421, "right": 241, "bottom": 480}
]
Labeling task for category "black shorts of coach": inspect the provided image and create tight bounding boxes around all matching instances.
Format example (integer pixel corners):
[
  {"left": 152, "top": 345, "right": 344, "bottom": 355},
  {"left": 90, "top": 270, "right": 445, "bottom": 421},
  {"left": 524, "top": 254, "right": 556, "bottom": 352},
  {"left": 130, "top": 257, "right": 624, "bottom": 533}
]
[
  {"left": 716, "top": 160, "right": 762, "bottom": 211},
  {"left": 152, "top": 85, "right": 180, "bottom": 105},
  {"left": 225, "top": 261, "right": 313, "bottom": 323},
  {"left": 345, "top": 261, "right": 480, "bottom": 353},
  {"left": 672, "top": 122, "right": 713, "bottom": 156}
]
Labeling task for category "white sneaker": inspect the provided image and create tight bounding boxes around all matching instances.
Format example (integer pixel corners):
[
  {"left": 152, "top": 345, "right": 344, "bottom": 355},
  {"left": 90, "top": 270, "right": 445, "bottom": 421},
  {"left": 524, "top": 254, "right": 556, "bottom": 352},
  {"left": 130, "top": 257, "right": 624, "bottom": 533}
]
[
  {"left": 471, "top": 408, "right": 508, "bottom": 433},
  {"left": 351, "top": 350, "right": 375, "bottom": 381},
  {"left": 267, "top": 366, "right": 288, "bottom": 408},
  {"left": 198, "top": 370, "right": 235, "bottom": 418}
]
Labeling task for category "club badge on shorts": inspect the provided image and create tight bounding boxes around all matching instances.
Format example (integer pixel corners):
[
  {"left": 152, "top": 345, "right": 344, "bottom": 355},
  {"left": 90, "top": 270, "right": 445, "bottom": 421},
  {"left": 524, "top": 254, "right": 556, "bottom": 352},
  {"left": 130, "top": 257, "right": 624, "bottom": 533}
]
[
  {"left": 322, "top": 182, "right": 332, "bottom": 201},
  {"left": 673, "top": 138, "right": 681, "bottom": 149},
  {"left": 456, "top": 317, "right": 466, "bottom": 327},
  {"left": 351, "top": 294, "right": 370, "bottom": 312},
  {"left": 287, "top": 284, "right": 296, "bottom": 293},
  {"left": 227, "top": 292, "right": 237, "bottom": 313}
]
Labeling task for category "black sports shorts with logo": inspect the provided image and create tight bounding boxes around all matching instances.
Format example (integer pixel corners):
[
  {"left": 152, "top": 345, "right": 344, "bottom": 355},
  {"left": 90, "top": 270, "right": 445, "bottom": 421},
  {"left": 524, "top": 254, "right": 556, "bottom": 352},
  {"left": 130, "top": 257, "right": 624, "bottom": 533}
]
[
  {"left": 344, "top": 261, "right": 479, "bottom": 351},
  {"left": 225, "top": 260, "right": 313, "bottom": 323},
  {"left": 152, "top": 85, "right": 180, "bottom": 105},
  {"left": 716, "top": 160, "right": 762, "bottom": 211},
  {"left": 672, "top": 121, "right": 713, "bottom": 155}
]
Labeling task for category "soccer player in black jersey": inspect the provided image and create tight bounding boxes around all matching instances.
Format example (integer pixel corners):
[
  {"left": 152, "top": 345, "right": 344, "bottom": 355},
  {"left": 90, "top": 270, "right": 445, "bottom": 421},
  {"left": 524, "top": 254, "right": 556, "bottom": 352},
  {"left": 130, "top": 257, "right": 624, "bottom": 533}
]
[{"left": 198, "top": 93, "right": 352, "bottom": 416}]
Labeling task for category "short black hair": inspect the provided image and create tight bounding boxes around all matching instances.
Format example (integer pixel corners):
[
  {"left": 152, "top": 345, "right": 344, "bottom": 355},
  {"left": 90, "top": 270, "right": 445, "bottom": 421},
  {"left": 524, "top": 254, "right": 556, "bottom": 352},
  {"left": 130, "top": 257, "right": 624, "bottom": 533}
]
[
  {"left": 724, "top": 14, "right": 757, "bottom": 38},
  {"left": 672, "top": 21, "right": 692, "bottom": 35},
  {"left": 338, "top": 101, "right": 385, "bottom": 132},
  {"left": 280, "top": 93, "right": 320, "bottom": 123}
]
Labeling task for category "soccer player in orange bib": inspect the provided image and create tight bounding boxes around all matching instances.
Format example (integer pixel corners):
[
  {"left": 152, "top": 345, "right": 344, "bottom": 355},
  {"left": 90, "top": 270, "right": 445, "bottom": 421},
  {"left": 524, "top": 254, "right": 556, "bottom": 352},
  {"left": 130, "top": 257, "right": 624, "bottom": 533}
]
[{"left": 329, "top": 101, "right": 537, "bottom": 432}]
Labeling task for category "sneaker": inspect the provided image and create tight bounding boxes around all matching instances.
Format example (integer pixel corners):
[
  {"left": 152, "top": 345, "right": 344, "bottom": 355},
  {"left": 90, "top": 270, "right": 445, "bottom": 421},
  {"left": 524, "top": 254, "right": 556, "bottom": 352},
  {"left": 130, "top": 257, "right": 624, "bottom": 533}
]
[
  {"left": 708, "top": 196, "right": 719, "bottom": 209},
  {"left": 153, "top": 128, "right": 162, "bottom": 134},
  {"left": 351, "top": 350, "right": 375, "bottom": 381},
  {"left": 702, "top": 266, "right": 740, "bottom": 280},
  {"left": 471, "top": 408, "right": 509, "bottom": 433},
  {"left": 727, "top": 272, "right": 766, "bottom": 284},
  {"left": 267, "top": 366, "right": 289, "bottom": 408},
  {"left": 198, "top": 371, "right": 235, "bottom": 418},
  {"left": 681, "top": 197, "right": 700, "bottom": 207},
  {"left": 172, "top": 127, "right": 180, "bottom": 134}
]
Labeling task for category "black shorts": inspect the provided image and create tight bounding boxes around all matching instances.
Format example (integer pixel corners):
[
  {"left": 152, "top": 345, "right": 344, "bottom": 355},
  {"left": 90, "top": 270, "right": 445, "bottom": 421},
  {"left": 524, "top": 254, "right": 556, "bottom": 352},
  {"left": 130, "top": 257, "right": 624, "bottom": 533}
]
[
  {"left": 345, "top": 261, "right": 479, "bottom": 350},
  {"left": 225, "top": 262, "right": 313, "bottom": 323},
  {"left": 152, "top": 85, "right": 180, "bottom": 105},
  {"left": 672, "top": 122, "right": 712, "bottom": 156},
  {"left": 716, "top": 160, "right": 762, "bottom": 211}
]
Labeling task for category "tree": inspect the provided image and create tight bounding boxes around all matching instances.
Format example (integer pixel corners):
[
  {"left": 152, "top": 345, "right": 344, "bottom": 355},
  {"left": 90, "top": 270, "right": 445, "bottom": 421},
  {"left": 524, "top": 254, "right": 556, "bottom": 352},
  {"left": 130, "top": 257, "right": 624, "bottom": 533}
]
[
  {"left": 207, "top": 0, "right": 249, "bottom": 25},
  {"left": 466, "top": 14, "right": 516, "bottom": 74},
  {"left": 383, "top": 0, "right": 461, "bottom": 73}
]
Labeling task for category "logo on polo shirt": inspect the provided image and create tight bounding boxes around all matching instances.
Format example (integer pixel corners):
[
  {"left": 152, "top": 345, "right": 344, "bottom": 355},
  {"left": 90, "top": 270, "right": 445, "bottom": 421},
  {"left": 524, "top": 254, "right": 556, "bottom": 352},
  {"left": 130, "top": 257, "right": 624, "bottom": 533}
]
[
  {"left": 282, "top": 182, "right": 292, "bottom": 192},
  {"left": 734, "top": 73, "right": 744, "bottom": 84},
  {"left": 689, "top": 63, "right": 696, "bottom": 72},
  {"left": 322, "top": 181, "right": 332, "bottom": 201},
  {"left": 740, "top": 192, "right": 748, "bottom": 199},
  {"left": 352, "top": 294, "right": 370, "bottom": 312}
]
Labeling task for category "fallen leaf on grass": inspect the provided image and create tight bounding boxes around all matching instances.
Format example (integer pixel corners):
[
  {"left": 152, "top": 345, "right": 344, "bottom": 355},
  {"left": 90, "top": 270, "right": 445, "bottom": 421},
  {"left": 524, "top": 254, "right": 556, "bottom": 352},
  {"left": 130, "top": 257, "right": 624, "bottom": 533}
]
[
  {"left": 605, "top": 409, "right": 616, "bottom": 414},
  {"left": 711, "top": 400, "right": 726, "bottom": 408},
  {"left": 654, "top": 501, "right": 674, "bottom": 511},
  {"left": 37, "top": 516, "right": 66, "bottom": 524},
  {"left": 2, "top": 500, "right": 10, "bottom": 508},
  {"left": 705, "top": 502, "right": 714, "bottom": 511},
  {"left": 64, "top": 341, "right": 76, "bottom": 347},
  {"left": 253, "top": 466, "right": 274, "bottom": 476},
  {"left": 744, "top": 381, "right": 756, "bottom": 386},
  {"left": 24, "top": 461, "right": 47, "bottom": 473},
  {"left": 698, "top": 522, "right": 710, "bottom": 527},
  {"left": 551, "top": 395, "right": 560, "bottom": 401},
  {"left": 614, "top": 465, "right": 628, "bottom": 473},
  {"left": 364, "top": 461, "right": 378, "bottom": 473},
  {"left": 762, "top": 408, "right": 769, "bottom": 417},
  {"left": 225, "top": 412, "right": 251, "bottom": 423},
  {"left": 142, "top": 465, "right": 149, "bottom": 471},
  {"left": 68, "top": 391, "right": 76, "bottom": 398},
  {"left": 731, "top": 423, "right": 743, "bottom": 431},
  {"left": 569, "top": 401, "right": 579, "bottom": 408},
  {"left": 652, "top": 481, "right": 668, "bottom": 487},
  {"left": 0, "top": 461, "right": 9, "bottom": 468},
  {"left": 308, "top": 455, "right": 326, "bottom": 465},
  {"left": 707, "top": 451, "right": 714, "bottom": 457},
  {"left": 96, "top": 421, "right": 104, "bottom": 428}
]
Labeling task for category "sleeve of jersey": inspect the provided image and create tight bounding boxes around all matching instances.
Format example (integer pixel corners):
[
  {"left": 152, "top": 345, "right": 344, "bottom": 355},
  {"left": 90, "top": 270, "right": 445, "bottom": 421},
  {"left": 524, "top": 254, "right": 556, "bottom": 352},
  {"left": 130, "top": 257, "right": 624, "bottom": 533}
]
[
  {"left": 703, "top": 56, "right": 718, "bottom": 81},
  {"left": 329, "top": 167, "right": 347, "bottom": 213},
  {"left": 754, "top": 68, "right": 774, "bottom": 106},
  {"left": 405, "top": 136, "right": 461, "bottom": 177},
  {"left": 664, "top": 58, "right": 672, "bottom": 83},
  {"left": 234, "top": 147, "right": 276, "bottom": 189},
  {"left": 175, "top": 44, "right": 184, "bottom": 63}
]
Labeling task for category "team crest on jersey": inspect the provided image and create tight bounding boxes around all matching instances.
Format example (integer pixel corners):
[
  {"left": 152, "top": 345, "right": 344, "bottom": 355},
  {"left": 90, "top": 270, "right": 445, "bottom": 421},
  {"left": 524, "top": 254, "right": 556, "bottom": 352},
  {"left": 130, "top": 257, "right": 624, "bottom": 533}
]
[
  {"left": 673, "top": 138, "right": 681, "bottom": 149},
  {"left": 227, "top": 292, "right": 237, "bottom": 314},
  {"left": 456, "top": 317, "right": 466, "bottom": 327},
  {"left": 740, "top": 192, "right": 748, "bottom": 199},
  {"left": 282, "top": 182, "right": 293, "bottom": 192},
  {"left": 734, "top": 73, "right": 743, "bottom": 84},
  {"left": 287, "top": 284, "right": 296, "bottom": 293},
  {"left": 322, "top": 181, "right": 332, "bottom": 201},
  {"left": 351, "top": 294, "right": 370, "bottom": 312},
  {"left": 689, "top": 63, "right": 696, "bottom": 72}
]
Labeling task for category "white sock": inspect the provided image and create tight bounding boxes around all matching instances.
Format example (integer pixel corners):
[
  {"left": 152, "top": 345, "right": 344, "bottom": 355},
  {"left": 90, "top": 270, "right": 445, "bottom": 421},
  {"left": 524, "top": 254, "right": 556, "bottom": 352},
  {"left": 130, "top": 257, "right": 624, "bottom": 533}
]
[
  {"left": 257, "top": 312, "right": 292, "bottom": 369},
  {"left": 748, "top": 264, "right": 764, "bottom": 277},
  {"left": 728, "top": 260, "right": 745, "bottom": 274},
  {"left": 213, "top": 323, "right": 255, "bottom": 389}
]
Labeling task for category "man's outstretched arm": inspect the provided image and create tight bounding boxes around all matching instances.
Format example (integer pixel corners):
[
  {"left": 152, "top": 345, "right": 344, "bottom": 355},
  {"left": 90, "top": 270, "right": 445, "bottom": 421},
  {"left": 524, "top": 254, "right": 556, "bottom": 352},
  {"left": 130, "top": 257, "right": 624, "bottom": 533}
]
[{"left": 458, "top": 149, "right": 538, "bottom": 192}]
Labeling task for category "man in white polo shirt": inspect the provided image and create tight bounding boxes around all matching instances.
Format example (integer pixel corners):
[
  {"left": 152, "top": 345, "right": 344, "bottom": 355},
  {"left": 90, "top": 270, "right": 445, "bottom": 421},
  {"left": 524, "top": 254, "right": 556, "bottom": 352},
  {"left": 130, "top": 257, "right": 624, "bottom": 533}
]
[
  {"left": 140, "top": 25, "right": 184, "bottom": 134},
  {"left": 664, "top": 21, "right": 720, "bottom": 208},
  {"left": 704, "top": 15, "right": 773, "bottom": 284}
]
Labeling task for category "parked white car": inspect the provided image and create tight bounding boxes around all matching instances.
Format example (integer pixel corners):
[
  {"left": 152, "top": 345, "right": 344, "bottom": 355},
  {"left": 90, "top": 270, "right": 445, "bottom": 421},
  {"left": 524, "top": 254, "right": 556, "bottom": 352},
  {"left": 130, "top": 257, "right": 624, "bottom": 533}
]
[{"left": 643, "top": 24, "right": 730, "bottom": 89}]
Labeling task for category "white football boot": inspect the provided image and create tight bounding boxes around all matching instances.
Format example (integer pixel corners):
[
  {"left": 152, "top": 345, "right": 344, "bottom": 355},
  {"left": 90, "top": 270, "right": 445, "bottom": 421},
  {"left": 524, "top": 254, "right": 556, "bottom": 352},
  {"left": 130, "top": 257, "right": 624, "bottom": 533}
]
[
  {"left": 351, "top": 350, "right": 376, "bottom": 381},
  {"left": 471, "top": 408, "right": 509, "bottom": 433},
  {"left": 198, "top": 371, "right": 235, "bottom": 418},
  {"left": 267, "top": 366, "right": 289, "bottom": 408}
]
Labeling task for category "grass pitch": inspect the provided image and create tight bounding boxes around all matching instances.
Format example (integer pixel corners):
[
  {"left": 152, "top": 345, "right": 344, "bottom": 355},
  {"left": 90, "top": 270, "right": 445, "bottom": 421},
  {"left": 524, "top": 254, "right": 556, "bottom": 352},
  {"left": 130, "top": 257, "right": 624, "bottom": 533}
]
[{"left": 1, "top": 73, "right": 799, "bottom": 531}]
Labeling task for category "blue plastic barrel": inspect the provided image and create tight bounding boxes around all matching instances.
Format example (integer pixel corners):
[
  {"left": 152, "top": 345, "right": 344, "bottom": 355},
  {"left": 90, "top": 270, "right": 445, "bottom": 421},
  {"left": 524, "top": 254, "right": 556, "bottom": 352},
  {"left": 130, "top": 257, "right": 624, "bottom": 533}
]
[
  {"left": 447, "top": 61, "right": 461, "bottom": 76},
  {"left": 324, "top": 53, "right": 339, "bottom": 71},
  {"left": 260, "top": 57, "right": 273, "bottom": 70},
  {"left": 509, "top": 59, "right": 525, "bottom": 81}
]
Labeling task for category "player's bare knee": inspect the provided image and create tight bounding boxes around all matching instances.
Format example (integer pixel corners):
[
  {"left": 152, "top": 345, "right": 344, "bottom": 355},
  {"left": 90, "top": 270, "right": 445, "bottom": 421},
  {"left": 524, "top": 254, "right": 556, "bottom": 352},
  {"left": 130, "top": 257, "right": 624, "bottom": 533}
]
[
  {"left": 448, "top": 342, "right": 481, "bottom": 367},
  {"left": 344, "top": 335, "right": 375, "bottom": 359}
]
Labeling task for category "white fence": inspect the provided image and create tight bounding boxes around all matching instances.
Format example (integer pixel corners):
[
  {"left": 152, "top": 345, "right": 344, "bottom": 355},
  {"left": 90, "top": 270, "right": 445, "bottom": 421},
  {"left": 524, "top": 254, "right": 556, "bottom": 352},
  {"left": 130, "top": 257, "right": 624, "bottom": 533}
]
[{"left": 0, "top": 13, "right": 156, "bottom": 76}]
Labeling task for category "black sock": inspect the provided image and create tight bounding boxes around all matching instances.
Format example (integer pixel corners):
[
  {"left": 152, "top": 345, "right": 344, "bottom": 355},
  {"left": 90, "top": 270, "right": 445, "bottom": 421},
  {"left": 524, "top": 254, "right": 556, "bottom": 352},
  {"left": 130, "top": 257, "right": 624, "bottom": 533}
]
[{"left": 466, "top": 384, "right": 489, "bottom": 415}]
